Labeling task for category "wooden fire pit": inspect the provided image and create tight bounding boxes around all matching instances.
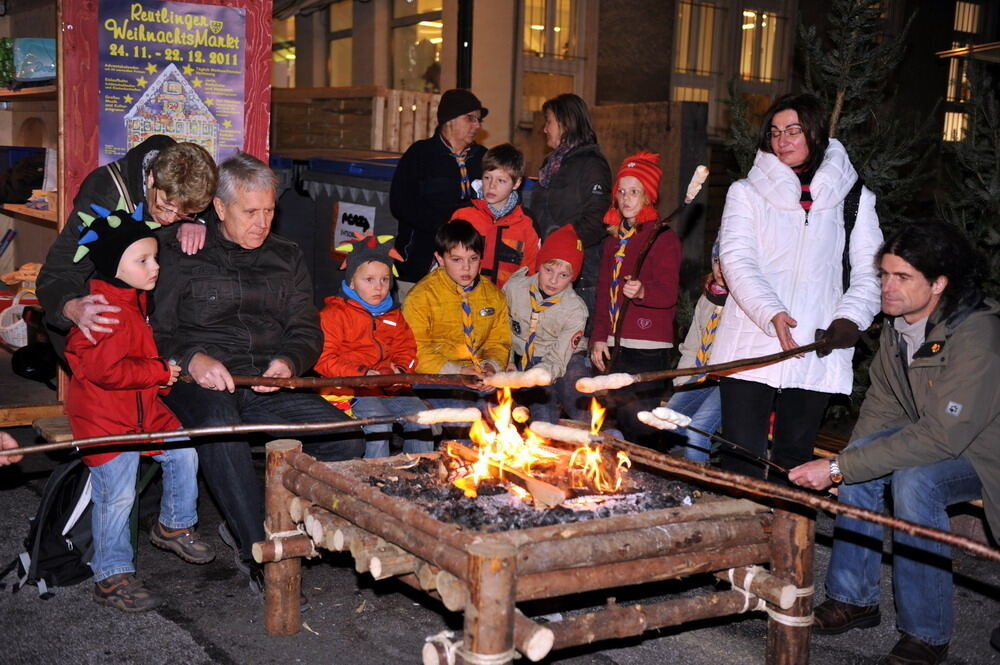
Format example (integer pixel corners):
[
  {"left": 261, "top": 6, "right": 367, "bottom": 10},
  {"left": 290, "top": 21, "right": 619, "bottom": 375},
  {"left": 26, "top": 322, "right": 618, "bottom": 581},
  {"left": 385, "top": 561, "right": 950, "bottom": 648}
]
[{"left": 258, "top": 439, "right": 814, "bottom": 665}]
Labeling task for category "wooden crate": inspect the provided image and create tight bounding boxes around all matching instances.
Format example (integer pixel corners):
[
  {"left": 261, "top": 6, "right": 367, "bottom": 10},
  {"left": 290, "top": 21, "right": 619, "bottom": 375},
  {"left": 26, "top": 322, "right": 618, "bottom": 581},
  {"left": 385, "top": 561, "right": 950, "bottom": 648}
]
[{"left": 271, "top": 86, "right": 439, "bottom": 154}]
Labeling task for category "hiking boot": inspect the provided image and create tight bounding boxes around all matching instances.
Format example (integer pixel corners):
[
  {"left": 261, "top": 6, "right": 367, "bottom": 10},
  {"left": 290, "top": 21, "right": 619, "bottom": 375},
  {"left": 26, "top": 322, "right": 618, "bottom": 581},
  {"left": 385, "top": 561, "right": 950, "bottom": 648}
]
[
  {"left": 882, "top": 634, "right": 949, "bottom": 665},
  {"left": 94, "top": 573, "right": 161, "bottom": 612},
  {"left": 150, "top": 522, "right": 215, "bottom": 564},
  {"left": 813, "top": 598, "right": 880, "bottom": 635}
]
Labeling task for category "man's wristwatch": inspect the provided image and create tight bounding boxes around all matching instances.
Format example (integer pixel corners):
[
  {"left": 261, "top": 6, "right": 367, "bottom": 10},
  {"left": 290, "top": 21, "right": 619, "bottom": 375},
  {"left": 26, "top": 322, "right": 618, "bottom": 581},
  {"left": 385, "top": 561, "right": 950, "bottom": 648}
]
[{"left": 829, "top": 457, "right": 844, "bottom": 484}]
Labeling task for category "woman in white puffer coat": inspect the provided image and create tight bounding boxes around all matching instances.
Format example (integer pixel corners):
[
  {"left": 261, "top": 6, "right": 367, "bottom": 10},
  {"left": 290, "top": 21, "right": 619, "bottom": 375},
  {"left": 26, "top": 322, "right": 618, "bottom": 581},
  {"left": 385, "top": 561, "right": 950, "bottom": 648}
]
[{"left": 713, "top": 94, "right": 883, "bottom": 479}]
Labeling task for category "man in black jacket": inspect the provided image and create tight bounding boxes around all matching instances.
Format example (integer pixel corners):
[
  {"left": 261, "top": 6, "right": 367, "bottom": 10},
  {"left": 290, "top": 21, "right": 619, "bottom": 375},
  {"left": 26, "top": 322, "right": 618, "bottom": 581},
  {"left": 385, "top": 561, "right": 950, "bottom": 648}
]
[
  {"left": 37, "top": 135, "right": 217, "bottom": 355},
  {"left": 152, "top": 152, "right": 364, "bottom": 592},
  {"left": 390, "top": 88, "right": 488, "bottom": 293}
]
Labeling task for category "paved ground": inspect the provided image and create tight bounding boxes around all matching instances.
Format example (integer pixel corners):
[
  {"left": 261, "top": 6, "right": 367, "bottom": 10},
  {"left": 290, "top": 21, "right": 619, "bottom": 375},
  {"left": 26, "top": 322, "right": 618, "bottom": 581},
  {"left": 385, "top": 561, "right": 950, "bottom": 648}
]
[{"left": 0, "top": 424, "right": 997, "bottom": 665}]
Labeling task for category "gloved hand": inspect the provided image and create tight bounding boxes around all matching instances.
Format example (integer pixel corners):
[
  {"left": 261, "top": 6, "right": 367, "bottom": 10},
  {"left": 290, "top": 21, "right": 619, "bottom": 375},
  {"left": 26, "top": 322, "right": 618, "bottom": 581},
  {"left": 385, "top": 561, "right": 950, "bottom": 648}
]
[{"left": 816, "top": 318, "right": 861, "bottom": 357}]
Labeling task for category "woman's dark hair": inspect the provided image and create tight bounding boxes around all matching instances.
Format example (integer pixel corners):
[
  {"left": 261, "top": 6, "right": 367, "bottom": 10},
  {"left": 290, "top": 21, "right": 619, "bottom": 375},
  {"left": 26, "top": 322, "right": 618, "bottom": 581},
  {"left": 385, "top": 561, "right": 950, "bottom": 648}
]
[
  {"left": 878, "top": 221, "right": 983, "bottom": 318},
  {"left": 542, "top": 93, "right": 598, "bottom": 147},
  {"left": 757, "top": 93, "right": 830, "bottom": 172},
  {"left": 436, "top": 219, "right": 485, "bottom": 256}
]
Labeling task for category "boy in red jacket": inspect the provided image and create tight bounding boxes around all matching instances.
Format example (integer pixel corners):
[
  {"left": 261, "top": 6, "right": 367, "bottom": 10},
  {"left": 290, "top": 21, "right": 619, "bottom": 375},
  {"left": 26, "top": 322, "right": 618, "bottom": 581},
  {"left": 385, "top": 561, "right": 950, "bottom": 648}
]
[
  {"left": 65, "top": 203, "right": 213, "bottom": 613},
  {"left": 449, "top": 143, "right": 539, "bottom": 287},
  {"left": 591, "top": 152, "right": 681, "bottom": 446},
  {"left": 316, "top": 233, "right": 432, "bottom": 457}
]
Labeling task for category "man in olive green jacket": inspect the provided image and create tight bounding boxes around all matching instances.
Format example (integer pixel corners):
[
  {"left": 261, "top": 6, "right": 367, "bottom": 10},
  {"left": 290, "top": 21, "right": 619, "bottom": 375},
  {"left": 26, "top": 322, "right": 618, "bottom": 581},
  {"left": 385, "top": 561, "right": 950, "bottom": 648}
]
[{"left": 790, "top": 221, "right": 998, "bottom": 665}]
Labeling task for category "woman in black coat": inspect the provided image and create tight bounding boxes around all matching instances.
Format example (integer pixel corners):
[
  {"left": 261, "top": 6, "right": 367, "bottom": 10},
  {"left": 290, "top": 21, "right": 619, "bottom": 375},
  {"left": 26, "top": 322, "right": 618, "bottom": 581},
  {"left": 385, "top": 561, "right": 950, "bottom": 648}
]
[{"left": 527, "top": 93, "right": 611, "bottom": 419}]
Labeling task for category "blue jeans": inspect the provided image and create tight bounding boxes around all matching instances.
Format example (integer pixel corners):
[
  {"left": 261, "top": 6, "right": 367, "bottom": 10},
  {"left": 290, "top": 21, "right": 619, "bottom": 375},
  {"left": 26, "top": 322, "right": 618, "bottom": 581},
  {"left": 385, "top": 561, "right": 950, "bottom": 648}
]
[
  {"left": 163, "top": 382, "right": 364, "bottom": 561},
  {"left": 352, "top": 394, "right": 435, "bottom": 457},
  {"left": 89, "top": 447, "right": 199, "bottom": 581},
  {"left": 663, "top": 384, "right": 721, "bottom": 462},
  {"left": 825, "top": 427, "right": 983, "bottom": 645}
]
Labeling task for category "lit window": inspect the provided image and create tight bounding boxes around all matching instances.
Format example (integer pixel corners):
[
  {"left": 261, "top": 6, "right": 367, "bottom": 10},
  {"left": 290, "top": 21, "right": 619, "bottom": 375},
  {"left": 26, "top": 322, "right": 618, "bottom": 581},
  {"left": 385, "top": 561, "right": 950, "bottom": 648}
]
[
  {"left": 943, "top": 111, "right": 968, "bottom": 142},
  {"left": 673, "top": 86, "right": 710, "bottom": 103},
  {"left": 392, "top": 0, "right": 443, "bottom": 92},
  {"left": 328, "top": 2, "right": 353, "bottom": 88},
  {"left": 675, "top": 2, "right": 716, "bottom": 76},
  {"left": 523, "top": 0, "right": 576, "bottom": 59},
  {"left": 740, "top": 9, "right": 779, "bottom": 83},
  {"left": 946, "top": 43, "right": 972, "bottom": 103},
  {"left": 953, "top": 2, "right": 981, "bottom": 34},
  {"left": 272, "top": 17, "right": 296, "bottom": 88}
]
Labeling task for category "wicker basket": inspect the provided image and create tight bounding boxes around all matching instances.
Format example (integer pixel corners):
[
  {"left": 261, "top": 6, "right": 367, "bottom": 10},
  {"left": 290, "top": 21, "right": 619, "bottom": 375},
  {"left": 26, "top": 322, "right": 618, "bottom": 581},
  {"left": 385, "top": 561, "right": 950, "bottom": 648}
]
[{"left": 0, "top": 289, "right": 35, "bottom": 348}]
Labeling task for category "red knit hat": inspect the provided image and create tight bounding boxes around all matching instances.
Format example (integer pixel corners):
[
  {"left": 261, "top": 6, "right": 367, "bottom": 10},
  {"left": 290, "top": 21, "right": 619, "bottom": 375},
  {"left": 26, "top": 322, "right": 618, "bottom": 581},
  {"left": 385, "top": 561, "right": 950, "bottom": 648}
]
[
  {"left": 535, "top": 224, "right": 583, "bottom": 280},
  {"left": 613, "top": 151, "right": 662, "bottom": 205}
]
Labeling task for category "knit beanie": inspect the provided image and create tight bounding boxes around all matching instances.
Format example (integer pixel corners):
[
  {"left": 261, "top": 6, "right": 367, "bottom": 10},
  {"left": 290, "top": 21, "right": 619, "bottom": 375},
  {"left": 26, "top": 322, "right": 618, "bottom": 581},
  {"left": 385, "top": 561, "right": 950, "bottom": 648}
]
[
  {"left": 613, "top": 151, "right": 662, "bottom": 205},
  {"left": 535, "top": 224, "right": 583, "bottom": 280},
  {"left": 336, "top": 232, "right": 404, "bottom": 282},
  {"left": 437, "top": 89, "right": 489, "bottom": 126},
  {"left": 603, "top": 151, "right": 662, "bottom": 226},
  {"left": 72, "top": 201, "right": 159, "bottom": 279}
]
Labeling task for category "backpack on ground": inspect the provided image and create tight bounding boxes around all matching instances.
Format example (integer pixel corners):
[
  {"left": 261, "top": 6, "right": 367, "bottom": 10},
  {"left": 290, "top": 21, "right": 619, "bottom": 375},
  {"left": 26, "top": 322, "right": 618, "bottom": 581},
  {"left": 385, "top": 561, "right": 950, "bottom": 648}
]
[{"left": 0, "top": 459, "right": 94, "bottom": 598}]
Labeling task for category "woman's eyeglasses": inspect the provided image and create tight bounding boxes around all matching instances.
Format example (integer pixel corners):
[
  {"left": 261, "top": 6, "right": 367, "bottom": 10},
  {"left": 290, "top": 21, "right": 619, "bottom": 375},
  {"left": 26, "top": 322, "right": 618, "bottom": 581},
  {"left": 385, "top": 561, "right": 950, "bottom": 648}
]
[{"left": 769, "top": 126, "right": 804, "bottom": 140}]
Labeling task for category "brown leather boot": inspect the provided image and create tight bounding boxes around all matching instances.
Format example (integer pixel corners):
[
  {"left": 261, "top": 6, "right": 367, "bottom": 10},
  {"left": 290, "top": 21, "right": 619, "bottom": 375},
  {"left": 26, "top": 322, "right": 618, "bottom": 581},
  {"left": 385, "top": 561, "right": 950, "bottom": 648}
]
[
  {"left": 813, "top": 598, "right": 880, "bottom": 634},
  {"left": 882, "top": 634, "right": 949, "bottom": 665}
]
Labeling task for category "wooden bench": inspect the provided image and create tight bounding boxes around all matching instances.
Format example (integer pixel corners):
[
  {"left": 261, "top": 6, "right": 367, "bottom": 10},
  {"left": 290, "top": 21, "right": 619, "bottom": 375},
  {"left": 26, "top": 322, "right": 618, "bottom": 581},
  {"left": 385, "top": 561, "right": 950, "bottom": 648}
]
[
  {"left": 814, "top": 431, "right": 986, "bottom": 513},
  {"left": 32, "top": 415, "right": 74, "bottom": 443}
]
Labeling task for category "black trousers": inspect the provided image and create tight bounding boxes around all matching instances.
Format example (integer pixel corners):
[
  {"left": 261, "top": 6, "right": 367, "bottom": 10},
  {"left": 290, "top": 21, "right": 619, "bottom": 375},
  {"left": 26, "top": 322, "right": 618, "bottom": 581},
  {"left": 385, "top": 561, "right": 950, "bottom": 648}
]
[
  {"left": 718, "top": 377, "right": 831, "bottom": 480},
  {"left": 606, "top": 347, "right": 672, "bottom": 448}
]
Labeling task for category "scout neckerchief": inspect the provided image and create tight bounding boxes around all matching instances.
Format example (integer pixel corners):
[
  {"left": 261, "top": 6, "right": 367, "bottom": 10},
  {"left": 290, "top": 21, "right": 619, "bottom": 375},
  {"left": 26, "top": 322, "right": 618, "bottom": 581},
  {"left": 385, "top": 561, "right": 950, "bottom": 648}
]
[
  {"left": 443, "top": 136, "right": 472, "bottom": 199},
  {"left": 693, "top": 305, "right": 724, "bottom": 382},
  {"left": 520, "top": 284, "right": 561, "bottom": 370},
  {"left": 458, "top": 282, "right": 481, "bottom": 370},
  {"left": 608, "top": 220, "right": 636, "bottom": 335}
]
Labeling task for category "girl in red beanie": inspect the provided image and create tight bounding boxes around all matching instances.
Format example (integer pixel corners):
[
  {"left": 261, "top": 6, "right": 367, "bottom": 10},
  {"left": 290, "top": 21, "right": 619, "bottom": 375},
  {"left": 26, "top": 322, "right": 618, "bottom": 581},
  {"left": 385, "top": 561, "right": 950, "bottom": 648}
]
[{"left": 591, "top": 151, "right": 682, "bottom": 446}]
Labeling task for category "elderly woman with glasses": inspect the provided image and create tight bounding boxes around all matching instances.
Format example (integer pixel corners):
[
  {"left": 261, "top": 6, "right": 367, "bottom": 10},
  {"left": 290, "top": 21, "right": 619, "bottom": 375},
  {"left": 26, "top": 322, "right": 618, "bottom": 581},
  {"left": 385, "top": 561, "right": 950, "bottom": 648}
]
[
  {"left": 37, "top": 135, "right": 218, "bottom": 356},
  {"left": 709, "top": 93, "right": 883, "bottom": 479}
]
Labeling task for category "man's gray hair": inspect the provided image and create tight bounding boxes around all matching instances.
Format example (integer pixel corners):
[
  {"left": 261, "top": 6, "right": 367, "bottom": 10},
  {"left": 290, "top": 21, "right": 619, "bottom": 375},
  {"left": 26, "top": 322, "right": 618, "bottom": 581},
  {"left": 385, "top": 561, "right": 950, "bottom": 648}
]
[{"left": 216, "top": 152, "right": 278, "bottom": 205}]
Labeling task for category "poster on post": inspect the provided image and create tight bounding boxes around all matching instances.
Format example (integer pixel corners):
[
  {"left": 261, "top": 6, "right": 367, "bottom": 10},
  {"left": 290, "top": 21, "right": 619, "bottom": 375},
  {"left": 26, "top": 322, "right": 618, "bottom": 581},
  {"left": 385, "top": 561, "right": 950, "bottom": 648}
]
[{"left": 97, "top": 0, "right": 246, "bottom": 165}]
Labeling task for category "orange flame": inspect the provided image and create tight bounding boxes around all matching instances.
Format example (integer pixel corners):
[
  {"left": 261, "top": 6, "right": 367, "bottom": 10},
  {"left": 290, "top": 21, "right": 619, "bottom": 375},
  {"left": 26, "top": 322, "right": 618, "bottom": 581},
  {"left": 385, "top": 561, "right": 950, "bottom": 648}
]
[
  {"left": 446, "top": 388, "right": 629, "bottom": 501},
  {"left": 589, "top": 398, "right": 606, "bottom": 435}
]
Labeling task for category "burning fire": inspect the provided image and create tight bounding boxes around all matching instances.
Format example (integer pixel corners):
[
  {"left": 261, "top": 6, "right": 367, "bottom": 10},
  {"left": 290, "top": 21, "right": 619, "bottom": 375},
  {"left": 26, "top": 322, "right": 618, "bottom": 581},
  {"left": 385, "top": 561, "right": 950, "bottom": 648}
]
[{"left": 446, "top": 389, "right": 630, "bottom": 504}]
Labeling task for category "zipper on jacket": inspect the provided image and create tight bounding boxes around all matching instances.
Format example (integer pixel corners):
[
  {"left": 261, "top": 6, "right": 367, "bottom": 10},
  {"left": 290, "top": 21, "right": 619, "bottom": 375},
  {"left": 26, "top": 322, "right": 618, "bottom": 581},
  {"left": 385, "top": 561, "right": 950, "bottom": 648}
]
[
  {"left": 135, "top": 392, "right": 145, "bottom": 431},
  {"left": 779, "top": 208, "right": 810, "bottom": 388}
]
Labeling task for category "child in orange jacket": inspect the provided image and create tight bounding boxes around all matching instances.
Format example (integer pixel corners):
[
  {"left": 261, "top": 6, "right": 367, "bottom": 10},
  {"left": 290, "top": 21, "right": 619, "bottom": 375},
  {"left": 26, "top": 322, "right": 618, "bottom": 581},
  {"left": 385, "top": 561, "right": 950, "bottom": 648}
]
[
  {"left": 449, "top": 143, "right": 539, "bottom": 287},
  {"left": 316, "top": 234, "right": 433, "bottom": 458}
]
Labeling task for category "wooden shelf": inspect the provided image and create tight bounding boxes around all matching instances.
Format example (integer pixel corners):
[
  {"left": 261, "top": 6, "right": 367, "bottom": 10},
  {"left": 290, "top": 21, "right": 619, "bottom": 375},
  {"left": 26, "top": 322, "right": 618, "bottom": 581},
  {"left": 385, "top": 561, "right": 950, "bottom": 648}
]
[
  {"left": 0, "top": 85, "right": 57, "bottom": 101},
  {"left": 1, "top": 203, "right": 58, "bottom": 226}
]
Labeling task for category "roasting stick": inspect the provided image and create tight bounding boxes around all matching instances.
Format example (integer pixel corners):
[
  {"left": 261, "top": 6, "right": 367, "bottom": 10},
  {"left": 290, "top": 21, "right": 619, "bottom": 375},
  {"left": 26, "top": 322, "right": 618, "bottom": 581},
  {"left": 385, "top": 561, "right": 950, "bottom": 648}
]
[
  {"left": 597, "top": 427, "right": 1000, "bottom": 562},
  {"left": 0, "top": 408, "right": 483, "bottom": 458},
  {"left": 608, "top": 165, "right": 710, "bottom": 370},
  {"left": 178, "top": 367, "right": 553, "bottom": 390},
  {"left": 578, "top": 340, "right": 826, "bottom": 394},
  {"left": 637, "top": 407, "right": 790, "bottom": 475}
]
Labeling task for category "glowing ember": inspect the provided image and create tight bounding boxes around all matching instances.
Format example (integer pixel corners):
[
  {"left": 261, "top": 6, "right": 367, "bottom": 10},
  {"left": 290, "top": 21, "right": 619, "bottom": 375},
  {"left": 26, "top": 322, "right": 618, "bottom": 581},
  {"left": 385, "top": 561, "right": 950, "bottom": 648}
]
[{"left": 446, "top": 389, "right": 630, "bottom": 503}]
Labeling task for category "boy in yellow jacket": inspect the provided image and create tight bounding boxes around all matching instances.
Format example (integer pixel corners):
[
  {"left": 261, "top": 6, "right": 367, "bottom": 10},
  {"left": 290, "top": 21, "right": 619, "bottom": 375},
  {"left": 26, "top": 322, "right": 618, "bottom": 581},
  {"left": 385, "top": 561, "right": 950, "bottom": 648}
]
[{"left": 403, "top": 220, "right": 510, "bottom": 392}]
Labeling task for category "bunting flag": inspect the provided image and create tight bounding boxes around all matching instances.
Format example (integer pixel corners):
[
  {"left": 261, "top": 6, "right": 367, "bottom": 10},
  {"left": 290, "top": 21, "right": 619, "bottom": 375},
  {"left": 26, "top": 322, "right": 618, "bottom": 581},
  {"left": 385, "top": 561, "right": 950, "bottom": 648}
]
[
  {"left": 521, "top": 286, "right": 561, "bottom": 370},
  {"left": 608, "top": 221, "right": 637, "bottom": 336}
]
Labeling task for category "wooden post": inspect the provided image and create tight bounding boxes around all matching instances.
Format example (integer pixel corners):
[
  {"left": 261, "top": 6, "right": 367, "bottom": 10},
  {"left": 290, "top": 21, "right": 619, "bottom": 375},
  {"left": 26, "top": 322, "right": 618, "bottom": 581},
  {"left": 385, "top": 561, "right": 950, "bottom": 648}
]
[
  {"left": 460, "top": 541, "right": 518, "bottom": 665},
  {"left": 264, "top": 439, "right": 303, "bottom": 636},
  {"left": 766, "top": 508, "right": 814, "bottom": 665}
]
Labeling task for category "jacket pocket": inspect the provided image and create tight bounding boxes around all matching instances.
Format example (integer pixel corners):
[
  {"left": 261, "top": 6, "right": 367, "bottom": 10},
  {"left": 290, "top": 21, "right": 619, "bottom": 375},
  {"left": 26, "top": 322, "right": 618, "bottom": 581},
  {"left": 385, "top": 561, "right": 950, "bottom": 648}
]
[{"left": 189, "top": 278, "right": 237, "bottom": 327}]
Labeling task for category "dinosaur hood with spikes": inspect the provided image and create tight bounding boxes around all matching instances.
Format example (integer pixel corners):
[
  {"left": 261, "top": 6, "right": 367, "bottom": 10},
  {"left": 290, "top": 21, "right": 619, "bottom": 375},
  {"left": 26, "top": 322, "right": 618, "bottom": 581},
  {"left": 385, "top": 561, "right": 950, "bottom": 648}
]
[
  {"left": 73, "top": 198, "right": 161, "bottom": 280},
  {"left": 336, "top": 231, "right": 404, "bottom": 283}
]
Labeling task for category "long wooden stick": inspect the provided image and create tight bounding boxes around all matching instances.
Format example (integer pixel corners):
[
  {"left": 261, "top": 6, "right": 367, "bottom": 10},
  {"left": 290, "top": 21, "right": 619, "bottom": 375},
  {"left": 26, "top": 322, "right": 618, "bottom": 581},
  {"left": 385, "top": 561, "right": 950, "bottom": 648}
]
[
  {"left": 635, "top": 340, "right": 826, "bottom": 383},
  {"left": 0, "top": 410, "right": 479, "bottom": 458},
  {"left": 609, "top": 165, "right": 709, "bottom": 371},
  {"left": 180, "top": 373, "right": 476, "bottom": 389},
  {"left": 588, "top": 428, "right": 1000, "bottom": 562}
]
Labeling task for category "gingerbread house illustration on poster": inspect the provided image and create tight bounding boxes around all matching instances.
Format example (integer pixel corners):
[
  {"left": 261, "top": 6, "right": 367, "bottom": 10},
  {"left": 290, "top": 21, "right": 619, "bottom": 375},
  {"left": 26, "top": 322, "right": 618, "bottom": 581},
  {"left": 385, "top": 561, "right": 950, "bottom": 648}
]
[{"left": 123, "top": 63, "right": 220, "bottom": 160}]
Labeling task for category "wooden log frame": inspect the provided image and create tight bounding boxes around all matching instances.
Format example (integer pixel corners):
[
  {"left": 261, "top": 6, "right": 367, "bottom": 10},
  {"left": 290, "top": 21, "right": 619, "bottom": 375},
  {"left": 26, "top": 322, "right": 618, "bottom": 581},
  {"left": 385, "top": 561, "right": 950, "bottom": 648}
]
[{"left": 260, "top": 447, "right": 812, "bottom": 664}]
